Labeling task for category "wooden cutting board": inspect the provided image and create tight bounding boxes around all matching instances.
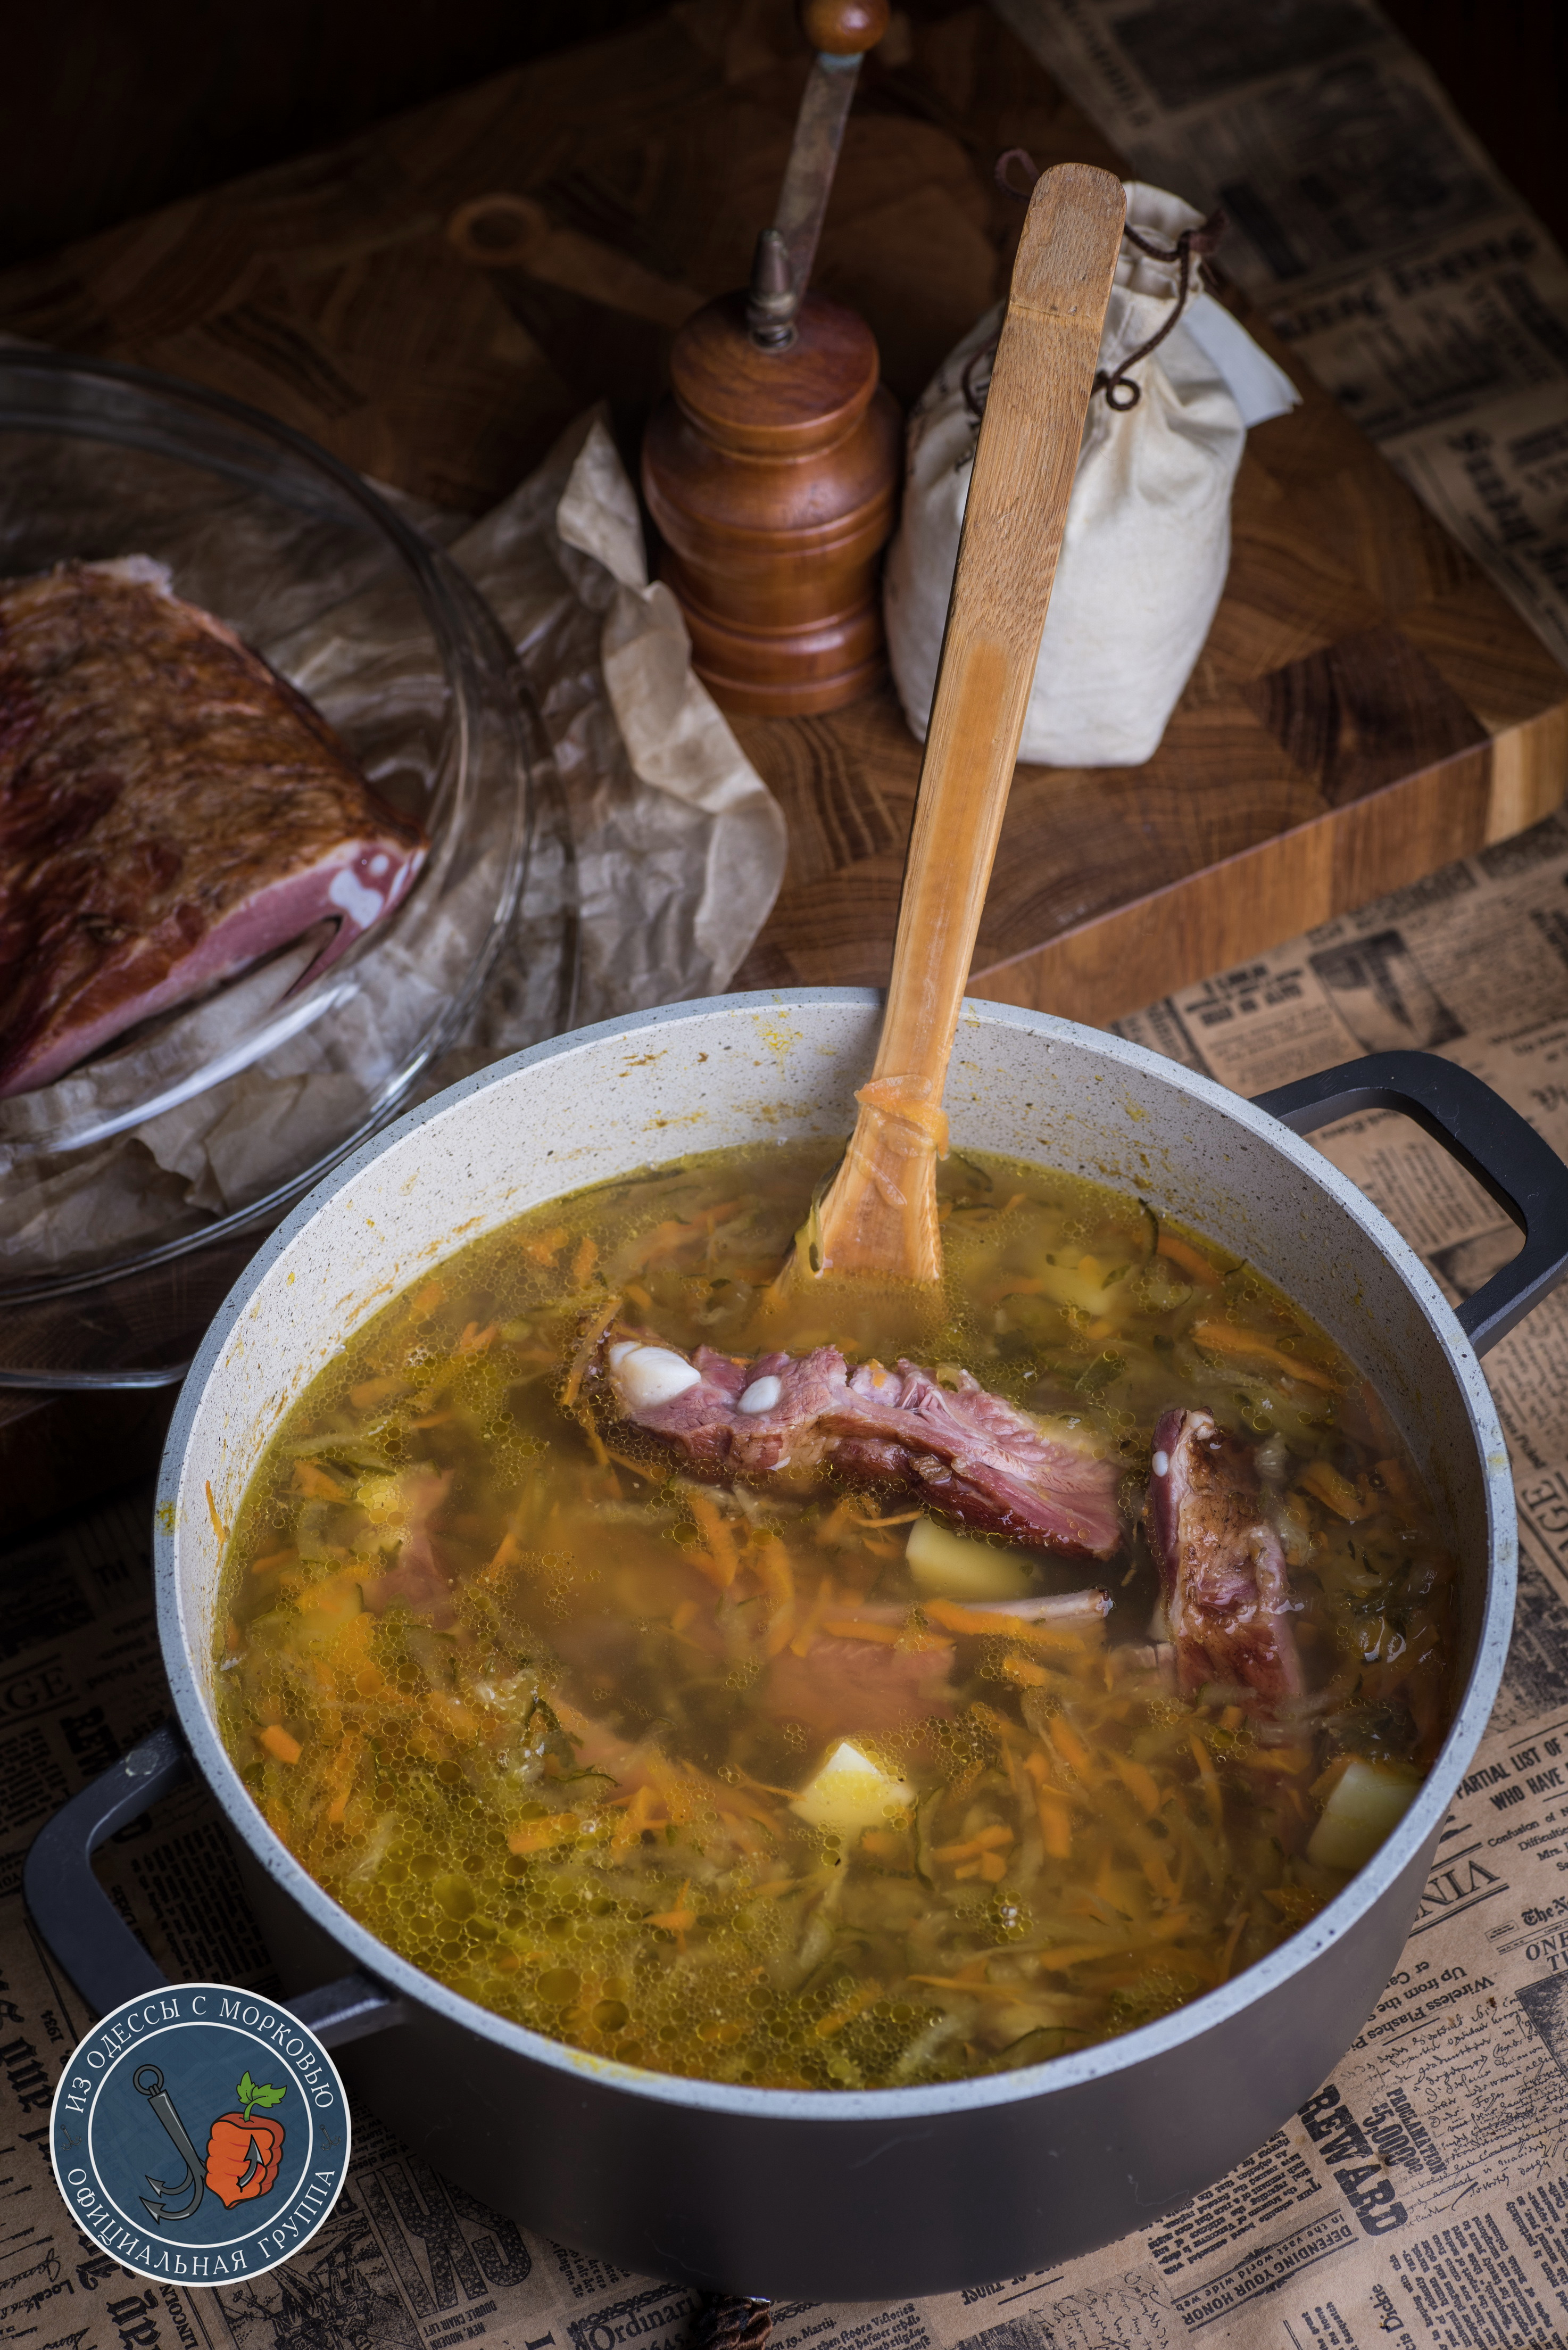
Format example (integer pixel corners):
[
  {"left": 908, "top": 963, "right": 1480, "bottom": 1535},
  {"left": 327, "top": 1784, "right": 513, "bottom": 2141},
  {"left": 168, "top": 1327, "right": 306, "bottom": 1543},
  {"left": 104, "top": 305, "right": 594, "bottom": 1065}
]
[
  {"left": 733, "top": 345, "right": 1568, "bottom": 1025},
  {"left": 0, "top": 0, "right": 1563, "bottom": 1045}
]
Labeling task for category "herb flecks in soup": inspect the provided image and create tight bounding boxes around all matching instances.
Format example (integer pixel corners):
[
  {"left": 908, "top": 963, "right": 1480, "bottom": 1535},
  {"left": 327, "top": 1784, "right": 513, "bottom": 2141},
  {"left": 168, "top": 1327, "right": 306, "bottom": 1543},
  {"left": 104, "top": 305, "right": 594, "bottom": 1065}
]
[{"left": 216, "top": 1142, "right": 1453, "bottom": 2089}]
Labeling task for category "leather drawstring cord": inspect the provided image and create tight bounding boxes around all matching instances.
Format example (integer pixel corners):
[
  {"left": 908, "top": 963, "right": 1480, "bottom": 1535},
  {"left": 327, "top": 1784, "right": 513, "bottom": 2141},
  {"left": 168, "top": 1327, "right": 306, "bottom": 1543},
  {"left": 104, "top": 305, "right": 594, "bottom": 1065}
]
[
  {"left": 994, "top": 148, "right": 1042, "bottom": 201},
  {"left": 964, "top": 150, "right": 1226, "bottom": 416},
  {"left": 1097, "top": 208, "right": 1227, "bottom": 408},
  {"left": 960, "top": 335, "right": 994, "bottom": 424}
]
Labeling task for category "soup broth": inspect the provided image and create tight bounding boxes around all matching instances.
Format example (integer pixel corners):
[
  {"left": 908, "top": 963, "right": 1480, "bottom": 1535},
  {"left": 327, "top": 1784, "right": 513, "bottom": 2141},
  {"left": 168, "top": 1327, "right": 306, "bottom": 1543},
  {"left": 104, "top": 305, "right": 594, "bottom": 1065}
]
[{"left": 215, "top": 1141, "right": 1453, "bottom": 2089}]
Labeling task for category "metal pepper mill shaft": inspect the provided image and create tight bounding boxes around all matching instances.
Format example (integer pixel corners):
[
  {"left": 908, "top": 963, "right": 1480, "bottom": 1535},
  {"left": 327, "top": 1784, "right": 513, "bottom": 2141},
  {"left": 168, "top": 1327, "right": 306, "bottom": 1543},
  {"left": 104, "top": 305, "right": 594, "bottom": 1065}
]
[{"left": 642, "top": 0, "right": 900, "bottom": 717}]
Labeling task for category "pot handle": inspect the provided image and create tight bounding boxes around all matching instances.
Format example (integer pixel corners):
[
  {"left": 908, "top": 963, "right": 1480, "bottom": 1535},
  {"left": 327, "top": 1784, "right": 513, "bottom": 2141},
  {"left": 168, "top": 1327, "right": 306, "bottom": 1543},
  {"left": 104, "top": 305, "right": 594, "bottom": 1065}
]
[
  {"left": 1253, "top": 1048, "right": 1568, "bottom": 1354},
  {"left": 23, "top": 1720, "right": 403, "bottom": 2047}
]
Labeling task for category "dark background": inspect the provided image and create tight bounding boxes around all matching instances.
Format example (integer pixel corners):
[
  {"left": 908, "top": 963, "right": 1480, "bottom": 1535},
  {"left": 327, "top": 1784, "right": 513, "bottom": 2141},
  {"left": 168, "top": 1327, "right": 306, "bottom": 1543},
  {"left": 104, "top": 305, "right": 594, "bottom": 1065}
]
[{"left": 6, "top": 0, "right": 1565, "bottom": 272}]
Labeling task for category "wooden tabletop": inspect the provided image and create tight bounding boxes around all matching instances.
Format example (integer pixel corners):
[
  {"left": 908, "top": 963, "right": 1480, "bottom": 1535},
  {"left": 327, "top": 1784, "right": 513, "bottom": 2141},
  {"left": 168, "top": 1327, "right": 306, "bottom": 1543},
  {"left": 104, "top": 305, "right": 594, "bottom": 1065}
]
[{"left": 1, "top": 0, "right": 1564, "bottom": 1045}]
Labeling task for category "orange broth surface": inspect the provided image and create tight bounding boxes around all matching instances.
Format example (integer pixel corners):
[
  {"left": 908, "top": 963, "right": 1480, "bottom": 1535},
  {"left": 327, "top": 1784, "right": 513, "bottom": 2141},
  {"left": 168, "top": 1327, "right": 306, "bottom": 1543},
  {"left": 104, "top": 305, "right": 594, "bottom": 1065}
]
[{"left": 215, "top": 1140, "right": 1453, "bottom": 2088}]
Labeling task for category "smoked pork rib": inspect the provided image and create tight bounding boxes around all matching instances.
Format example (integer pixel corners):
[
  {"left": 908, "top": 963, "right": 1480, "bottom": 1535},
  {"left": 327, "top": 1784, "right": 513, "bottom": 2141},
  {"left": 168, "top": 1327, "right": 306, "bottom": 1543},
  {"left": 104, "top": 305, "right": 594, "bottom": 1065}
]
[
  {"left": 600, "top": 1331, "right": 1123, "bottom": 1559},
  {"left": 0, "top": 558, "right": 427, "bottom": 1095},
  {"left": 1145, "top": 1405, "right": 1301, "bottom": 1710}
]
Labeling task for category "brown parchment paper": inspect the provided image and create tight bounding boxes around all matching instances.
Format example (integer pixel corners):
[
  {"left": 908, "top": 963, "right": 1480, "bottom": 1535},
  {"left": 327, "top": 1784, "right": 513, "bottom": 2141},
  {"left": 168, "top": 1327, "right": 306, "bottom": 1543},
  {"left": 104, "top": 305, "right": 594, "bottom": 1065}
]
[
  {"left": 444, "top": 407, "right": 787, "bottom": 1056},
  {"left": 14, "top": 818, "right": 1568, "bottom": 2348}
]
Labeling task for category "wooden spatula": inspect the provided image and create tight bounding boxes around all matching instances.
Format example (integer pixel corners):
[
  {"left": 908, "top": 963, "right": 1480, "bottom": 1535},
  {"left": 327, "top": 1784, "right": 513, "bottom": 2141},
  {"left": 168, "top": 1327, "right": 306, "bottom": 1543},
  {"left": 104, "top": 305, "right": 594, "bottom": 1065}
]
[{"left": 763, "top": 162, "right": 1126, "bottom": 1336}]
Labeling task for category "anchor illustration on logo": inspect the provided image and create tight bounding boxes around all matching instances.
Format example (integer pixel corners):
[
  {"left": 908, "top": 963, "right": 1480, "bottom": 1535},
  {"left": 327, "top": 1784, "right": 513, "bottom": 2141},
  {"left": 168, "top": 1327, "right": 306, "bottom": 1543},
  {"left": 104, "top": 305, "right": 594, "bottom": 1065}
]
[
  {"left": 133, "top": 2064, "right": 208, "bottom": 2223},
  {"left": 134, "top": 2064, "right": 288, "bottom": 2224}
]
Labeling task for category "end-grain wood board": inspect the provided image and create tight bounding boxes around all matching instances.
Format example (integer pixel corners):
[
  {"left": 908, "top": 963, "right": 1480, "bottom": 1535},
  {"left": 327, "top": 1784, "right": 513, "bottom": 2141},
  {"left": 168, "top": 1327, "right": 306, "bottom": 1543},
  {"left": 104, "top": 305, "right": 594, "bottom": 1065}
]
[
  {"left": 735, "top": 346, "right": 1568, "bottom": 1023},
  {"left": 0, "top": 0, "right": 1562, "bottom": 1036}
]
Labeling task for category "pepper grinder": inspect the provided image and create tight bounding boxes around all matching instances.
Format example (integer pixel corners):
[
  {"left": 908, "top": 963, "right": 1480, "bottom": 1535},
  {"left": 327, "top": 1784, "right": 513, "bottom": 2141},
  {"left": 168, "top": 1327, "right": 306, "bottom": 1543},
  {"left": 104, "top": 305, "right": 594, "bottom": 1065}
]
[{"left": 642, "top": 0, "right": 900, "bottom": 717}]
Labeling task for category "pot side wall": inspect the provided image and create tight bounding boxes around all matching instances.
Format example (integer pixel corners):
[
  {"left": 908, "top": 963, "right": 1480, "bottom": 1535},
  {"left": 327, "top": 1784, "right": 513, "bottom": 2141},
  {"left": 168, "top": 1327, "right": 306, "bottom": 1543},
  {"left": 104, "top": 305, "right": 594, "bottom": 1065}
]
[{"left": 241, "top": 1821, "right": 1438, "bottom": 2298}]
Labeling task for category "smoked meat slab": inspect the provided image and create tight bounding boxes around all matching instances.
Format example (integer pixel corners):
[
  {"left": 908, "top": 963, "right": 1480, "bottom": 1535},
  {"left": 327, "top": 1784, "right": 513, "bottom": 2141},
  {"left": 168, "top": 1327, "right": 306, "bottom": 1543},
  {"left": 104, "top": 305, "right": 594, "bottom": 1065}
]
[{"left": 0, "top": 558, "right": 427, "bottom": 1096}]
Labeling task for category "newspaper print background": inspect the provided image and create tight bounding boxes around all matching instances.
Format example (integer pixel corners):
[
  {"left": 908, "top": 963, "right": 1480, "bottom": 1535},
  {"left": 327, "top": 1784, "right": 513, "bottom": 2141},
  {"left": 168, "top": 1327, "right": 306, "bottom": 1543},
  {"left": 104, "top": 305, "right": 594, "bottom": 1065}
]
[
  {"left": 16, "top": 813, "right": 1568, "bottom": 2344},
  {"left": 990, "top": 0, "right": 1568, "bottom": 675}
]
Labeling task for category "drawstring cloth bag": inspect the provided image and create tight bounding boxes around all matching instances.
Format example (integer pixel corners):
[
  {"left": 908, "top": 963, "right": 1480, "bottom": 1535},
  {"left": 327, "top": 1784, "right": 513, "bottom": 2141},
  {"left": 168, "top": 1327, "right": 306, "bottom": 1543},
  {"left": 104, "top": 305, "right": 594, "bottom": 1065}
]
[{"left": 884, "top": 177, "right": 1298, "bottom": 768}]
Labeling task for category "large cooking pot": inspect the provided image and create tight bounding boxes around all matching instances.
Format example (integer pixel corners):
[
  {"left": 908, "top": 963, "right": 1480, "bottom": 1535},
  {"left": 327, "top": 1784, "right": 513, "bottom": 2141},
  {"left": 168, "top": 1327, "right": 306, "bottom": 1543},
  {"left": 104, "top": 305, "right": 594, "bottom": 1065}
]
[{"left": 27, "top": 992, "right": 1568, "bottom": 2302}]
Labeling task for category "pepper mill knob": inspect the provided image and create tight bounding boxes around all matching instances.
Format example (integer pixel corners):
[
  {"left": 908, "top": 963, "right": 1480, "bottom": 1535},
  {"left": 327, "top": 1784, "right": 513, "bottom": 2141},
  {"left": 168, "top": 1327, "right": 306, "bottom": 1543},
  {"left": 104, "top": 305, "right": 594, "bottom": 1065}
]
[{"left": 800, "top": 0, "right": 890, "bottom": 55}]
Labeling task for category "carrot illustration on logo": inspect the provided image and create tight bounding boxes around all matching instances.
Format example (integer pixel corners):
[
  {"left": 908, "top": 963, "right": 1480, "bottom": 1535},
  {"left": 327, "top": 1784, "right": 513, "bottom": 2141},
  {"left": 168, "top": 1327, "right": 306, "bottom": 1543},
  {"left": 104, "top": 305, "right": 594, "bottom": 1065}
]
[{"left": 204, "top": 2072, "right": 287, "bottom": 2208}]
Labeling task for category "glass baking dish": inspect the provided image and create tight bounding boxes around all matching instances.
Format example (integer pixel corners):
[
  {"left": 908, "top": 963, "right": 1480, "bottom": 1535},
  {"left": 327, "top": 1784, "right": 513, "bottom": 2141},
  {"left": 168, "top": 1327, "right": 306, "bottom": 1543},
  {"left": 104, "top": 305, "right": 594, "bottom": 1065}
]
[{"left": 0, "top": 347, "right": 569, "bottom": 1361}]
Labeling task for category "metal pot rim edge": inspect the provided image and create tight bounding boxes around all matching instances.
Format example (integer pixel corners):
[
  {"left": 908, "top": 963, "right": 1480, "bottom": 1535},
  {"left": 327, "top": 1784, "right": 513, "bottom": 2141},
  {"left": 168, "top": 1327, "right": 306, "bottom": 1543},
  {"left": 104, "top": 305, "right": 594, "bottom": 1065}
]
[{"left": 154, "top": 987, "right": 1516, "bottom": 2125}]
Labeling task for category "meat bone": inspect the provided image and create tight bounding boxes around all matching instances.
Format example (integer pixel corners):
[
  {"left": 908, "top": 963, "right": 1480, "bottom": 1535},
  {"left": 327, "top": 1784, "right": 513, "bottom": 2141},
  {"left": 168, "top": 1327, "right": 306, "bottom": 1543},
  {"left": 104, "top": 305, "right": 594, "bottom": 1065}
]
[{"left": 760, "top": 163, "right": 1126, "bottom": 1343}]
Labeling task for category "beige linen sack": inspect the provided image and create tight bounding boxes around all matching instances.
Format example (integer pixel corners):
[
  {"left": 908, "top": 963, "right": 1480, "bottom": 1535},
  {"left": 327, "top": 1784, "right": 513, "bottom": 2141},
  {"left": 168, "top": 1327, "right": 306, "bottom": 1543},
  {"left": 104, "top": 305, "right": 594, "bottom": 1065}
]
[{"left": 884, "top": 181, "right": 1296, "bottom": 768}]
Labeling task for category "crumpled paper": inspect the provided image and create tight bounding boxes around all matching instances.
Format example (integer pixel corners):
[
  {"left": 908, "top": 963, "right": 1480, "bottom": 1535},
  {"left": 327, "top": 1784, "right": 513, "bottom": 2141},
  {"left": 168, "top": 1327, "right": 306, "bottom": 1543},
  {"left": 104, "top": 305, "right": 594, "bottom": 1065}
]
[
  {"left": 0, "top": 400, "right": 786, "bottom": 1299},
  {"left": 446, "top": 407, "right": 786, "bottom": 1042}
]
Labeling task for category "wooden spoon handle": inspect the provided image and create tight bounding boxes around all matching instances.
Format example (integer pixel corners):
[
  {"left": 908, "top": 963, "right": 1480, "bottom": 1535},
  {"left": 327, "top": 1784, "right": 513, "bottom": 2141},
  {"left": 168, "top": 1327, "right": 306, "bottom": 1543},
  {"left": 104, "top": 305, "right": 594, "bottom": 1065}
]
[
  {"left": 814, "top": 162, "right": 1125, "bottom": 1284},
  {"left": 875, "top": 161, "right": 1125, "bottom": 1097}
]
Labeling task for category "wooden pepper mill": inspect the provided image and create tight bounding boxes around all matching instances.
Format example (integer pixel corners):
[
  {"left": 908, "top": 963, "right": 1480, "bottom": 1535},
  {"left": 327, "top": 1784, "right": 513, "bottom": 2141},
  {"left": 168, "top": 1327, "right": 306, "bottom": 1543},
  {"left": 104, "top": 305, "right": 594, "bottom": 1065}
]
[{"left": 642, "top": 0, "right": 901, "bottom": 717}]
